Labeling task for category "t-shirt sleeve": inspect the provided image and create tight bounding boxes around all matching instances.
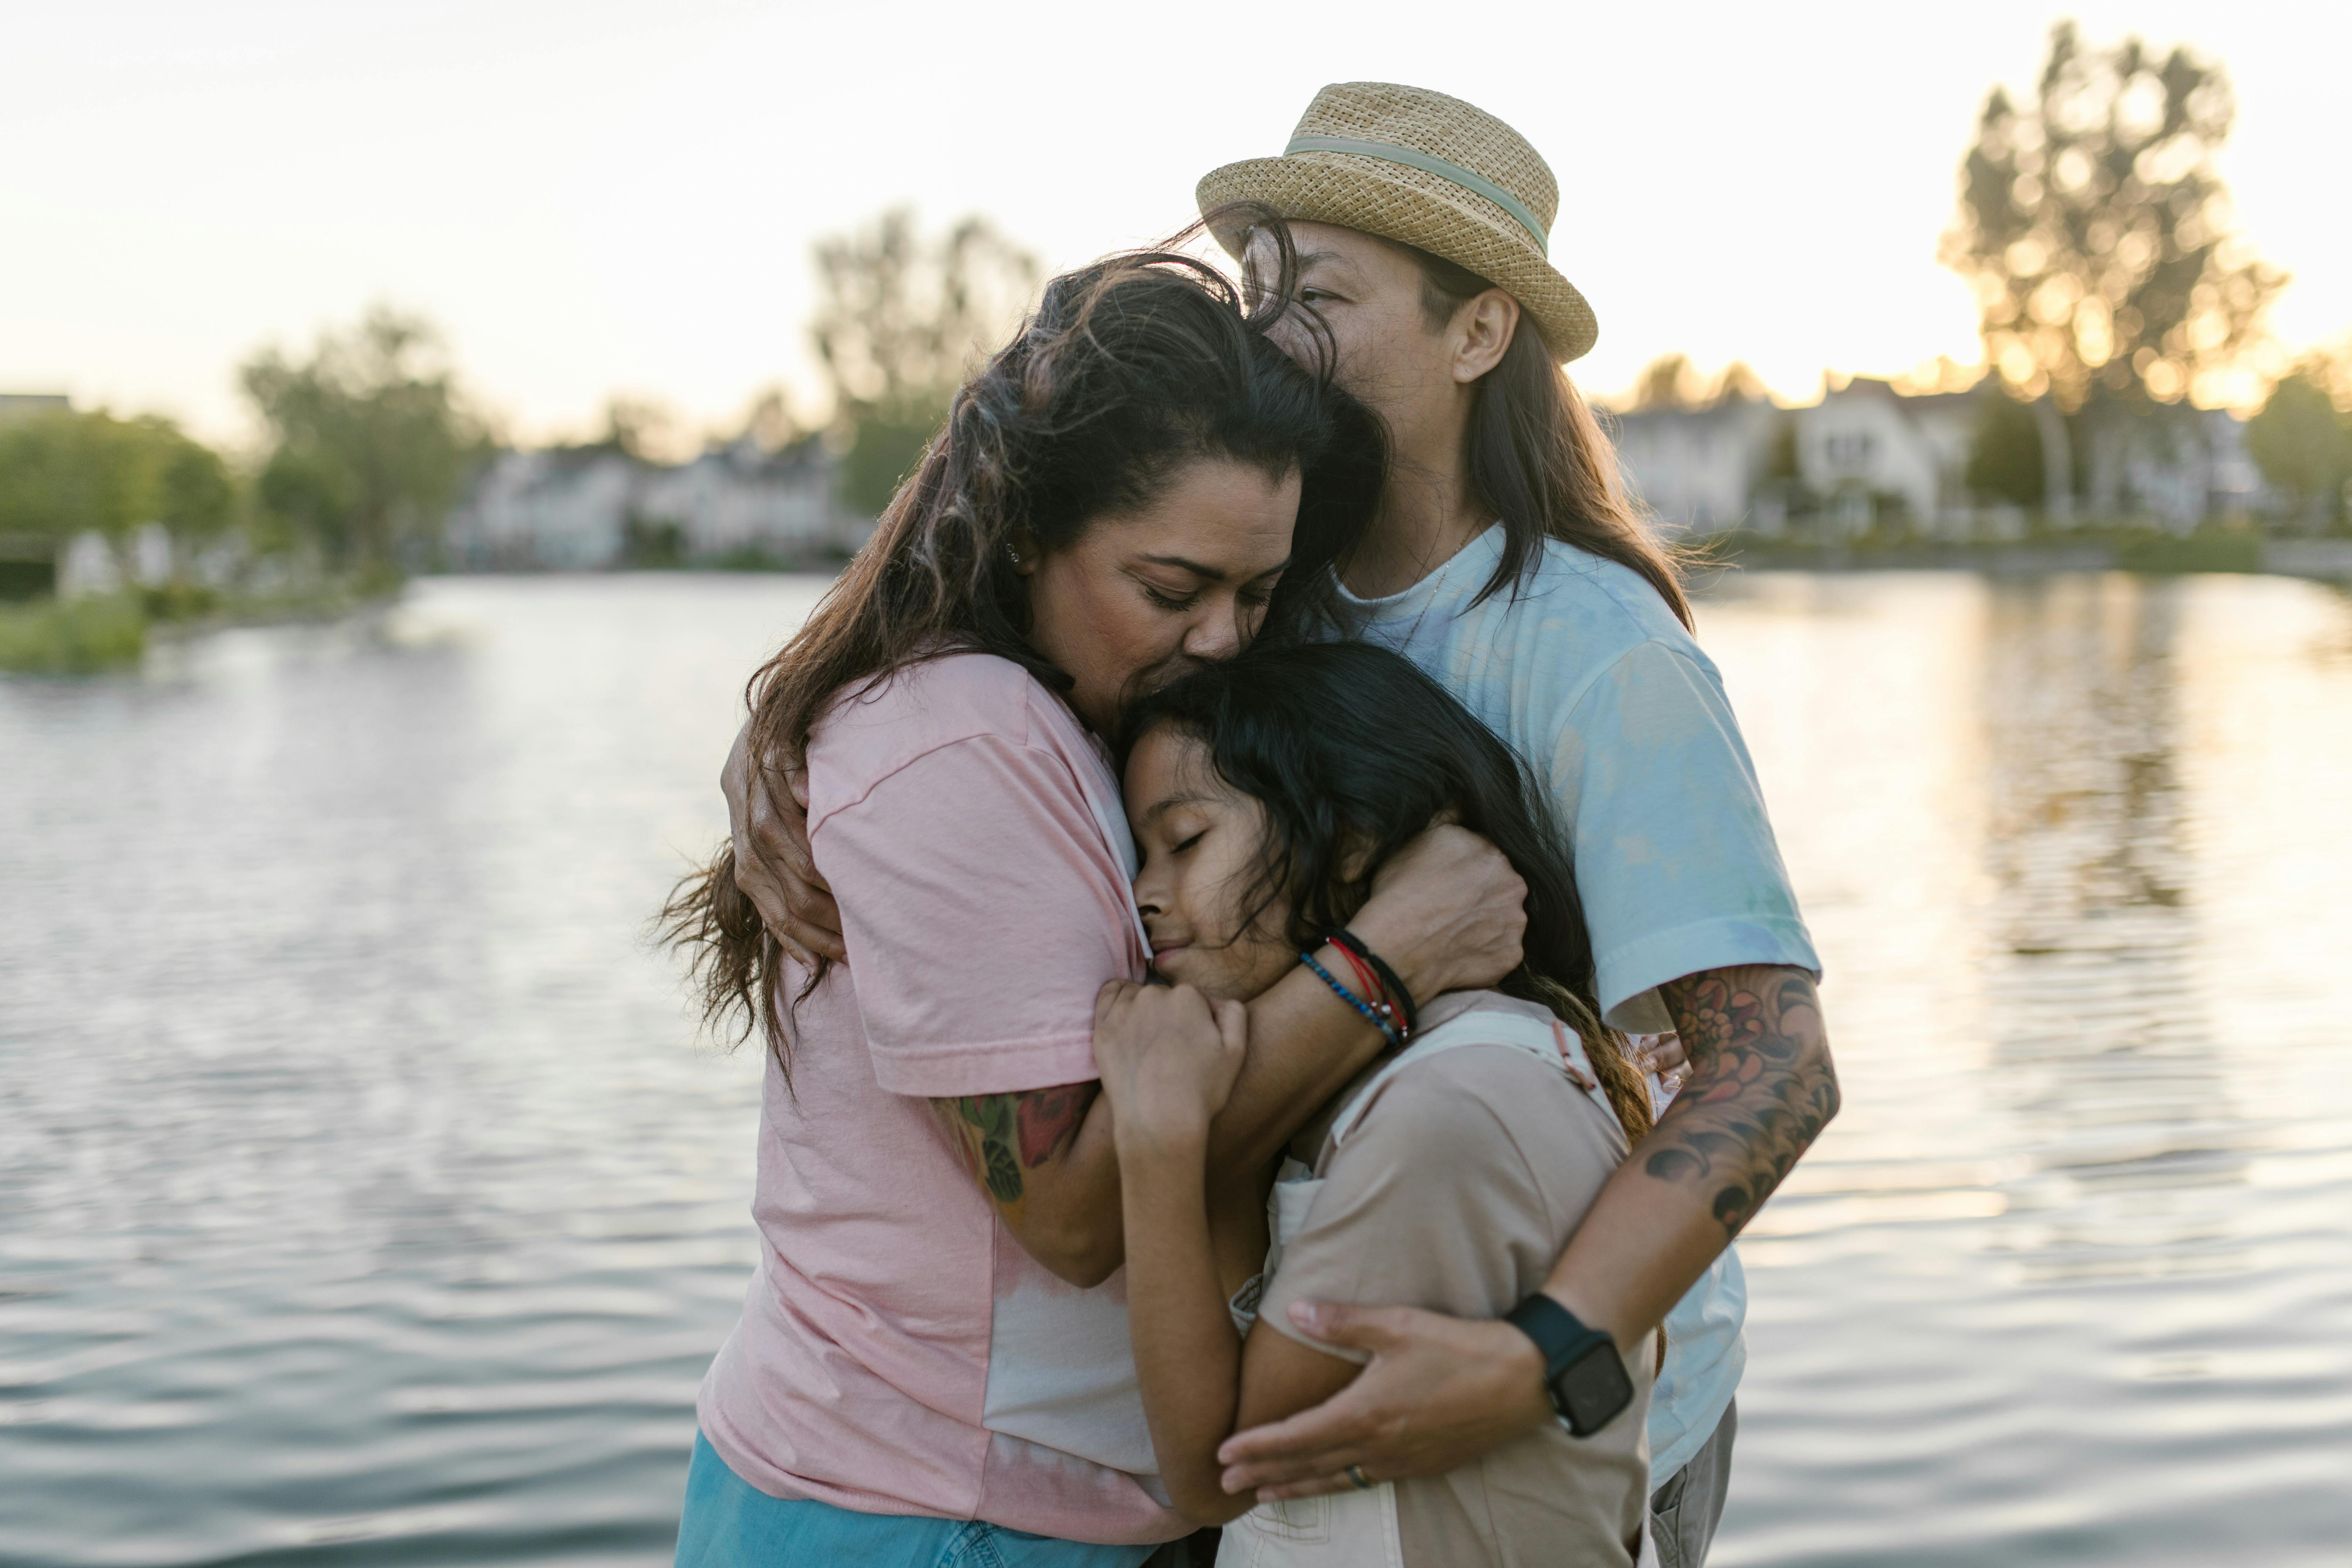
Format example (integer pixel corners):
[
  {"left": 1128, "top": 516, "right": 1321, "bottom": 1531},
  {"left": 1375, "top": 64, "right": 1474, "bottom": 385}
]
[
  {"left": 1553, "top": 638, "right": 1821, "bottom": 1031},
  {"left": 809, "top": 733, "right": 1143, "bottom": 1099},
  {"left": 1259, "top": 1049, "right": 1619, "bottom": 1364}
]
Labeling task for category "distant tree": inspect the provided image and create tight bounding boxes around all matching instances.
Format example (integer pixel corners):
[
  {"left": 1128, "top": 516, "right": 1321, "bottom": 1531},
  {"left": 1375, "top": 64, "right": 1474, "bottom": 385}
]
[
  {"left": 598, "top": 395, "right": 686, "bottom": 463},
  {"left": 809, "top": 209, "right": 1040, "bottom": 516},
  {"left": 0, "top": 412, "right": 150, "bottom": 546},
  {"left": 1965, "top": 387, "right": 2047, "bottom": 508},
  {"left": 0, "top": 409, "right": 236, "bottom": 569},
  {"left": 241, "top": 306, "right": 490, "bottom": 571},
  {"left": 1942, "top": 23, "right": 2285, "bottom": 412},
  {"left": 157, "top": 437, "right": 237, "bottom": 543},
  {"left": 1711, "top": 361, "right": 1768, "bottom": 405},
  {"left": 738, "top": 387, "right": 802, "bottom": 452},
  {"left": 2246, "top": 358, "right": 2352, "bottom": 528},
  {"left": 1631, "top": 353, "right": 1704, "bottom": 411}
]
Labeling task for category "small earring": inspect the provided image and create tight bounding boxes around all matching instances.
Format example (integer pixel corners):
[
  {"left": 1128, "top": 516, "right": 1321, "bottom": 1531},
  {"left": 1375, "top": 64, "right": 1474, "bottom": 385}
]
[{"left": 1007, "top": 544, "right": 1023, "bottom": 564}]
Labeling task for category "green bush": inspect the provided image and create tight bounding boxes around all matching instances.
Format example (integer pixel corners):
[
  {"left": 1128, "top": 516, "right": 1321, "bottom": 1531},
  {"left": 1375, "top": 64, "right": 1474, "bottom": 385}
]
[
  {"left": 0, "top": 595, "right": 148, "bottom": 673},
  {"left": 2113, "top": 531, "right": 2261, "bottom": 574}
]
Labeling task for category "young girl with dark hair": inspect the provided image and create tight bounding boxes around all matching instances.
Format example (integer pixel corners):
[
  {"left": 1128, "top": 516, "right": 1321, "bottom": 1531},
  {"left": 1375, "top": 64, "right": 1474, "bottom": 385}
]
[
  {"left": 1095, "top": 639, "right": 1666, "bottom": 1567},
  {"left": 664, "top": 247, "right": 1530, "bottom": 1567}
]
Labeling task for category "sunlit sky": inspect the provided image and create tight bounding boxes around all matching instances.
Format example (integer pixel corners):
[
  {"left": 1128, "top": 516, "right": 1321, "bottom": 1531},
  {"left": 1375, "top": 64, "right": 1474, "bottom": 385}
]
[{"left": 5, "top": 1, "right": 2346, "bottom": 452}]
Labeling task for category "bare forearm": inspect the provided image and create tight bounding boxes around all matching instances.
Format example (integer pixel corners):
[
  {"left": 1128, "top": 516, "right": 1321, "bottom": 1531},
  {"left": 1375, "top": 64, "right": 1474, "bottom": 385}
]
[
  {"left": 1214, "top": 950, "right": 1389, "bottom": 1172},
  {"left": 1118, "top": 1133, "right": 1253, "bottom": 1524},
  {"left": 1543, "top": 964, "right": 1840, "bottom": 1347},
  {"left": 969, "top": 961, "right": 1377, "bottom": 1283},
  {"left": 1067, "top": 864, "right": 1506, "bottom": 1269}
]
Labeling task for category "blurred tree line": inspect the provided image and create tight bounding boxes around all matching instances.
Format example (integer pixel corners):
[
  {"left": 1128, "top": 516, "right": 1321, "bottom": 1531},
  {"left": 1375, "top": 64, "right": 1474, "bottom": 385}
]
[
  {"left": 809, "top": 208, "right": 1040, "bottom": 516},
  {"left": 0, "top": 410, "right": 235, "bottom": 570},
  {"left": 0, "top": 306, "right": 491, "bottom": 605},
  {"left": 10, "top": 22, "right": 2345, "bottom": 627}
]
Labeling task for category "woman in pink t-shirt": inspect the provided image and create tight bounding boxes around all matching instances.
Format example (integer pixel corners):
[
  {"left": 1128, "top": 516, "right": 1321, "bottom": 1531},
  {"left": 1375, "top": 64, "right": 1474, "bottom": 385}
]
[{"left": 663, "top": 244, "right": 1528, "bottom": 1567}]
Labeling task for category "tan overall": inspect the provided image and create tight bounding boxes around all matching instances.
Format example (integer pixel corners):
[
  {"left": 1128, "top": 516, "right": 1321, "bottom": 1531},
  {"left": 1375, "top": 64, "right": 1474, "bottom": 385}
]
[{"left": 1216, "top": 1006, "right": 1661, "bottom": 1568}]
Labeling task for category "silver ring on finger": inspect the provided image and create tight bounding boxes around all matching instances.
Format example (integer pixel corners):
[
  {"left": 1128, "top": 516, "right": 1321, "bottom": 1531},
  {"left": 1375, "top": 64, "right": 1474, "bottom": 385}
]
[{"left": 1345, "top": 1464, "right": 1373, "bottom": 1491}]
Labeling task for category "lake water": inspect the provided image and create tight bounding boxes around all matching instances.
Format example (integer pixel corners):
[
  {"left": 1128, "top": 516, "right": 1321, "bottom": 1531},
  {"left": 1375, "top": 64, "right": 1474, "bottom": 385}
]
[{"left": 3, "top": 571, "right": 2347, "bottom": 1566}]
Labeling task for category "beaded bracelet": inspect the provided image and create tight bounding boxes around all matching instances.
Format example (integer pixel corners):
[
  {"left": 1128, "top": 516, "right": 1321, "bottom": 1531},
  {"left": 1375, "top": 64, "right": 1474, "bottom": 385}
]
[
  {"left": 1301, "top": 950, "right": 1403, "bottom": 1050},
  {"left": 1328, "top": 928, "right": 1420, "bottom": 1037},
  {"left": 1328, "top": 944, "right": 1397, "bottom": 1033}
]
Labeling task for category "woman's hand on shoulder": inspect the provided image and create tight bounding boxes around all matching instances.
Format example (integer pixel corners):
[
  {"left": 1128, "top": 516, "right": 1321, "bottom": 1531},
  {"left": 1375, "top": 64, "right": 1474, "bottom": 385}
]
[
  {"left": 722, "top": 721, "right": 844, "bottom": 966},
  {"left": 1093, "top": 980, "right": 1248, "bottom": 1153}
]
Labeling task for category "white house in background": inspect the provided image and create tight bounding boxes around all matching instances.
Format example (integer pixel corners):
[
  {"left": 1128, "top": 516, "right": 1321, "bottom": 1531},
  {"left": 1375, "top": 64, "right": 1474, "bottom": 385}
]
[
  {"left": 1794, "top": 379, "right": 1977, "bottom": 535},
  {"left": 2087, "top": 408, "right": 2268, "bottom": 531},
  {"left": 2202, "top": 411, "right": 2265, "bottom": 518},
  {"left": 444, "top": 436, "right": 862, "bottom": 570},
  {"left": 1619, "top": 374, "right": 2270, "bottom": 538},
  {"left": 1611, "top": 395, "right": 1786, "bottom": 535},
  {"left": 446, "top": 449, "right": 638, "bottom": 569},
  {"left": 637, "top": 438, "right": 840, "bottom": 561}
]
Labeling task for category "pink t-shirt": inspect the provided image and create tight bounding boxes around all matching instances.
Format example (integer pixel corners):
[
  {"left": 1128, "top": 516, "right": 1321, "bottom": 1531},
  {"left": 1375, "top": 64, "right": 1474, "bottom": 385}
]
[{"left": 695, "top": 652, "right": 1182, "bottom": 1546}]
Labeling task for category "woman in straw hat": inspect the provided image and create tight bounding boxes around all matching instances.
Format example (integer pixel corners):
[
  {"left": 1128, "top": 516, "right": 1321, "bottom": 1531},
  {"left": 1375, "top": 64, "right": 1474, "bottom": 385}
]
[{"left": 1188, "top": 83, "right": 1841, "bottom": 1568}]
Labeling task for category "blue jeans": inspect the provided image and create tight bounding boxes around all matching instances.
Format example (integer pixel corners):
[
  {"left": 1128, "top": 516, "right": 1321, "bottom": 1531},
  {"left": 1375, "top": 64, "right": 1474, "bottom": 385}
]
[{"left": 676, "top": 1431, "right": 1161, "bottom": 1568}]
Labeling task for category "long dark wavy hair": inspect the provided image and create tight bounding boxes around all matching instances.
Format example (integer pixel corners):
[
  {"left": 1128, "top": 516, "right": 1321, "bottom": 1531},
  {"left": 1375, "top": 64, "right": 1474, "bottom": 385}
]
[
  {"left": 663, "top": 231, "right": 1386, "bottom": 1073},
  {"left": 1120, "top": 639, "right": 1654, "bottom": 1143}
]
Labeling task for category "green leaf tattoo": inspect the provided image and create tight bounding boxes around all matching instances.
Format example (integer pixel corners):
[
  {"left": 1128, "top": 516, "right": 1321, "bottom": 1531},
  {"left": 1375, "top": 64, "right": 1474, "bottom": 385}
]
[{"left": 956, "top": 1095, "right": 1026, "bottom": 1203}]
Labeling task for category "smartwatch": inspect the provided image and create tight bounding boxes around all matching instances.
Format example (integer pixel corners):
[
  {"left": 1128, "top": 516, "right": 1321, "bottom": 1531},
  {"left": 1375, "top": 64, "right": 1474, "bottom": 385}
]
[{"left": 1504, "top": 1294, "right": 1632, "bottom": 1437}]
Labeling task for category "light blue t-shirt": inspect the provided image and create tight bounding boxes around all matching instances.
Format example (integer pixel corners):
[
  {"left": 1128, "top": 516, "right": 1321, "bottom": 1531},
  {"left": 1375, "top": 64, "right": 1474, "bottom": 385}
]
[{"left": 1336, "top": 523, "right": 1819, "bottom": 1485}]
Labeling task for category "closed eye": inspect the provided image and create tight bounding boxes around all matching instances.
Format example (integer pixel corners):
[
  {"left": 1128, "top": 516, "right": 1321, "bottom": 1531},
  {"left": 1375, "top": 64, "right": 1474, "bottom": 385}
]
[
  {"left": 1142, "top": 583, "right": 1201, "bottom": 611},
  {"left": 1171, "top": 831, "right": 1204, "bottom": 855}
]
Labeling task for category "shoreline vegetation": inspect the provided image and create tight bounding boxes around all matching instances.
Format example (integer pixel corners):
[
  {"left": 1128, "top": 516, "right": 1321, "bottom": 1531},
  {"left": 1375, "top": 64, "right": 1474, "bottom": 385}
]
[
  {"left": 1690, "top": 525, "right": 2352, "bottom": 581},
  {"left": 0, "top": 578, "right": 402, "bottom": 675}
]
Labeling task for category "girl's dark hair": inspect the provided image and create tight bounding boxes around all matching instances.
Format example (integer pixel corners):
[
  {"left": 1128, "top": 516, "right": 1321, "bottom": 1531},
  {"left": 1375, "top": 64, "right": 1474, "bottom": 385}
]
[
  {"left": 664, "top": 232, "right": 1384, "bottom": 1073},
  {"left": 1121, "top": 639, "right": 1654, "bottom": 1143},
  {"left": 1391, "top": 241, "right": 1694, "bottom": 630}
]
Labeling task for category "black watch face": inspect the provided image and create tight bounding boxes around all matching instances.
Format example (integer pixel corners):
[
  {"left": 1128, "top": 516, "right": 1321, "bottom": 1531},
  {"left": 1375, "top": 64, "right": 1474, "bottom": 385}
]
[{"left": 1555, "top": 1339, "right": 1634, "bottom": 1436}]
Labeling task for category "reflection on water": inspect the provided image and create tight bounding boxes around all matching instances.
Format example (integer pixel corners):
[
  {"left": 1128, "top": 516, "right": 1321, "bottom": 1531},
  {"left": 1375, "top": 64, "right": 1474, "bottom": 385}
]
[
  {"left": 1979, "top": 579, "right": 2246, "bottom": 1290},
  {"left": 3, "top": 572, "right": 2348, "bottom": 1566},
  {"left": 1712, "top": 571, "right": 2352, "bottom": 1567}
]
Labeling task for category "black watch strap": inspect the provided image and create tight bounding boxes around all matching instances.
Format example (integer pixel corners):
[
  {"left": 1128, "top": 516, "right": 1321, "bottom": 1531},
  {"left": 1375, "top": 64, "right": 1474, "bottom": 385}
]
[{"left": 1504, "top": 1294, "right": 1633, "bottom": 1438}]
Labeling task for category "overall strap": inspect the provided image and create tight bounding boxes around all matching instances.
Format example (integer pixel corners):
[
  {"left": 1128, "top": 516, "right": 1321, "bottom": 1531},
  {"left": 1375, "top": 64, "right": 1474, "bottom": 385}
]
[{"left": 1327, "top": 1006, "right": 1596, "bottom": 1147}]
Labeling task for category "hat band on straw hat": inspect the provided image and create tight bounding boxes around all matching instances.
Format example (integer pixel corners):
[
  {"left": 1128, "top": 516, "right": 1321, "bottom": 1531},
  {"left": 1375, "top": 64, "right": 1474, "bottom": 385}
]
[{"left": 1280, "top": 134, "right": 1550, "bottom": 255}]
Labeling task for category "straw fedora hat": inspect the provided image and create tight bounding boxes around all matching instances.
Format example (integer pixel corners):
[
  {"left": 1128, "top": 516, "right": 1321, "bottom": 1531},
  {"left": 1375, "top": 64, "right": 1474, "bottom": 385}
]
[{"left": 1197, "top": 82, "right": 1596, "bottom": 363}]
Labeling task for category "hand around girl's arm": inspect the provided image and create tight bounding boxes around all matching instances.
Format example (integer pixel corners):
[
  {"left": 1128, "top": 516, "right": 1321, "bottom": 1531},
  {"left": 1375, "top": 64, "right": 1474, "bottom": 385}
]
[{"left": 1215, "top": 964, "right": 1838, "bottom": 1501}]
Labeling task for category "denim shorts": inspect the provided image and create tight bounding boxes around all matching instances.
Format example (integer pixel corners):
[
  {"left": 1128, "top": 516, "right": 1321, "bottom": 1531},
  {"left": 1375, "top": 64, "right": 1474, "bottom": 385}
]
[{"left": 675, "top": 1431, "right": 1162, "bottom": 1568}]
